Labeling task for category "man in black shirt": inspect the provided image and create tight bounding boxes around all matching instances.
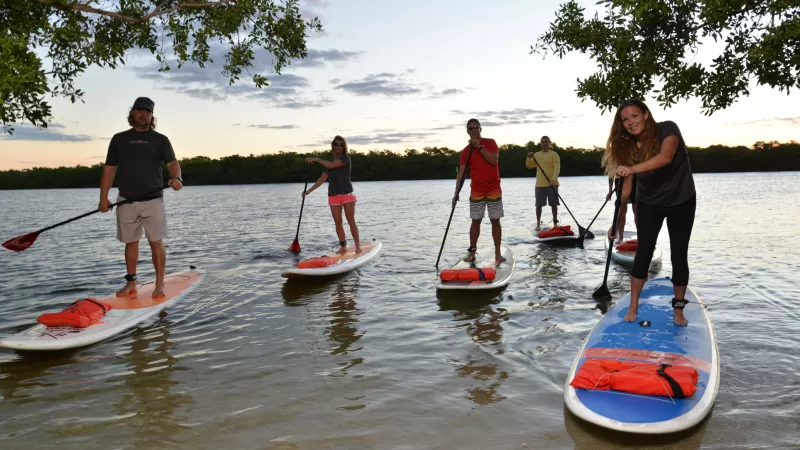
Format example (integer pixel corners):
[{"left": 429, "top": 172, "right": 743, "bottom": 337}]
[{"left": 99, "top": 97, "right": 183, "bottom": 298}]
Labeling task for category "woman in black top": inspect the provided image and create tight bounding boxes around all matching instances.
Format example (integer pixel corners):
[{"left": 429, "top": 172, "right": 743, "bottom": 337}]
[
  {"left": 303, "top": 135, "right": 362, "bottom": 254},
  {"left": 604, "top": 99, "right": 696, "bottom": 326}
]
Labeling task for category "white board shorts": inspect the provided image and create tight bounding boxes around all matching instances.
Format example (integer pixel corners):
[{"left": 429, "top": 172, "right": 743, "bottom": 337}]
[{"left": 115, "top": 196, "right": 167, "bottom": 243}]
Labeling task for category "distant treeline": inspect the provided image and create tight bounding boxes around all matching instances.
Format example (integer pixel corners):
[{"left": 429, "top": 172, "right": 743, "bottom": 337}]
[{"left": 1, "top": 140, "right": 799, "bottom": 190}]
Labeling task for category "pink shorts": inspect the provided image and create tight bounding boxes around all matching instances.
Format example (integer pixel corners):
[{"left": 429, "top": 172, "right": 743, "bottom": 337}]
[{"left": 328, "top": 194, "right": 357, "bottom": 206}]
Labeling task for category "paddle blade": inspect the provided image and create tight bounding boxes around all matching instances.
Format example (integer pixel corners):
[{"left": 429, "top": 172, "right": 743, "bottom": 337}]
[
  {"left": 580, "top": 227, "right": 595, "bottom": 240},
  {"left": 593, "top": 284, "right": 611, "bottom": 300},
  {"left": 2, "top": 232, "right": 39, "bottom": 252},
  {"left": 288, "top": 239, "right": 301, "bottom": 253}
]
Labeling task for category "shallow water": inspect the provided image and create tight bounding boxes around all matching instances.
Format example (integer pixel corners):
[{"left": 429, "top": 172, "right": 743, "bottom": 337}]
[{"left": 0, "top": 173, "right": 798, "bottom": 449}]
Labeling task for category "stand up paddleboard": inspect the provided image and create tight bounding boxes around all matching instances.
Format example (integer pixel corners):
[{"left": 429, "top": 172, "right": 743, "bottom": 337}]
[
  {"left": 604, "top": 230, "right": 662, "bottom": 270},
  {"left": 532, "top": 224, "right": 582, "bottom": 244},
  {"left": 281, "top": 240, "right": 383, "bottom": 279},
  {"left": 564, "top": 278, "right": 719, "bottom": 434},
  {"left": 436, "top": 245, "right": 515, "bottom": 290},
  {"left": 0, "top": 267, "right": 205, "bottom": 351}
]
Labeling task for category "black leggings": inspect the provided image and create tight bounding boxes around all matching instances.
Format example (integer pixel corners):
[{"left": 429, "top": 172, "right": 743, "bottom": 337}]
[{"left": 632, "top": 196, "right": 696, "bottom": 285}]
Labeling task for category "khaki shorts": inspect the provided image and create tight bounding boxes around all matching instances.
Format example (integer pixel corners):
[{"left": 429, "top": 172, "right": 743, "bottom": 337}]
[{"left": 115, "top": 196, "right": 167, "bottom": 243}]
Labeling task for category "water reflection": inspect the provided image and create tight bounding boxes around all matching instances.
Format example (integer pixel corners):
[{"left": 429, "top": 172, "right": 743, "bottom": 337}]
[
  {"left": 112, "top": 322, "right": 193, "bottom": 449},
  {"left": 531, "top": 245, "right": 569, "bottom": 280},
  {"left": 438, "top": 290, "right": 510, "bottom": 407}
]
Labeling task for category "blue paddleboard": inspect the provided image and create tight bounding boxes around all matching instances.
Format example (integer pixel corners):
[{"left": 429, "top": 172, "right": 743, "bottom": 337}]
[{"left": 564, "top": 278, "right": 720, "bottom": 434}]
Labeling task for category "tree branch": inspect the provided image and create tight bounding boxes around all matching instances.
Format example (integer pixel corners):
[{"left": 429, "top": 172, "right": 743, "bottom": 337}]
[{"left": 35, "top": 0, "right": 236, "bottom": 23}]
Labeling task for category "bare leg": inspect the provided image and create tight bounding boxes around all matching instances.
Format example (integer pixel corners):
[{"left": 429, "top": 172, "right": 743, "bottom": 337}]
[
  {"left": 329, "top": 205, "right": 346, "bottom": 253},
  {"left": 117, "top": 241, "right": 139, "bottom": 296},
  {"left": 551, "top": 206, "right": 558, "bottom": 226},
  {"left": 490, "top": 218, "right": 505, "bottom": 263},
  {"left": 673, "top": 284, "right": 688, "bottom": 326},
  {"left": 535, "top": 206, "right": 542, "bottom": 230},
  {"left": 623, "top": 276, "right": 646, "bottom": 322},
  {"left": 150, "top": 240, "right": 166, "bottom": 297},
  {"left": 616, "top": 207, "right": 628, "bottom": 243},
  {"left": 463, "top": 219, "right": 481, "bottom": 262},
  {"left": 343, "top": 202, "right": 361, "bottom": 253}
]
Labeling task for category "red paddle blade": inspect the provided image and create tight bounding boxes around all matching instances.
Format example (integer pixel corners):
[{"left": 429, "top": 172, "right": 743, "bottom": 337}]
[
  {"left": 288, "top": 240, "right": 301, "bottom": 253},
  {"left": 2, "top": 232, "right": 40, "bottom": 252}
]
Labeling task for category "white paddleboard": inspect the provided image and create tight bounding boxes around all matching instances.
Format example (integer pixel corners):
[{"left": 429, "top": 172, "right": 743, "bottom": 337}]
[
  {"left": 532, "top": 224, "right": 582, "bottom": 244},
  {"left": 0, "top": 267, "right": 205, "bottom": 351},
  {"left": 564, "top": 278, "right": 719, "bottom": 434},
  {"left": 281, "top": 240, "right": 383, "bottom": 278},
  {"left": 436, "top": 245, "right": 515, "bottom": 290},
  {"left": 604, "top": 230, "right": 662, "bottom": 270}
]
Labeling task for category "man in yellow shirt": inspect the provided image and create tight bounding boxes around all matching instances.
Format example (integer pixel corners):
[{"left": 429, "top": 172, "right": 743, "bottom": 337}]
[{"left": 525, "top": 136, "right": 560, "bottom": 231}]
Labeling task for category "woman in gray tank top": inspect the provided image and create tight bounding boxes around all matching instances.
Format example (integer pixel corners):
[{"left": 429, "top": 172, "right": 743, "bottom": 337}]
[
  {"left": 302, "top": 135, "right": 362, "bottom": 254},
  {"left": 604, "top": 99, "right": 697, "bottom": 327}
]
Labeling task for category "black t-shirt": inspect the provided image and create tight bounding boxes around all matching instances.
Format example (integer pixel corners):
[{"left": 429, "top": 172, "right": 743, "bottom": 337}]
[
  {"left": 636, "top": 121, "right": 696, "bottom": 206},
  {"left": 105, "top": 129, "right": 176, "bottom": 200},
  {"left": 326, "top": 154, "right": 354, "bottom": 196}
]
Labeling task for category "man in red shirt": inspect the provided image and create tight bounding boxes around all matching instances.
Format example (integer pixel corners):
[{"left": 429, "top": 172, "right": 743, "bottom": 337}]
[{"left": 452, "top": 118, "right": 505, "bottom": 263}]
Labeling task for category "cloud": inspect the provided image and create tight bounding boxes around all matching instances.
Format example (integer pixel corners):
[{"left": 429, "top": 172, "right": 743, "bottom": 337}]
[
  {"left": 449, "top": 108, "right": 581, "bottom": 127},
  {"left": 244, "top": 124, "right": 299, "bottom": 130},
  {"left": 131, "top": 44, "right": 357, "bottom": 108},
  {"left": 1, "top": 122, "right": 94, "bottom": 142},
  {"left": 333, "top": 71, "right": 467, "bottom": 100},
  {"left": 728, "top": 116, "right": 800, "bottom": 126},
  {"left": 303, "top": 130, "right": 440, "bottom": 148},
  {"left": 333, "top": 72, "right": 424, "bottom": 97}
]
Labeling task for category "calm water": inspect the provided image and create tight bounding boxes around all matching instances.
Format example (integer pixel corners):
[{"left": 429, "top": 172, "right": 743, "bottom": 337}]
[{"left": 0, "top": 173, "right": 798, "bottom": 449}]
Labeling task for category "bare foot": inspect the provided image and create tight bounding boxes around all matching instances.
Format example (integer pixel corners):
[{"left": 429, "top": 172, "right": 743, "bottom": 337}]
[
  {"left": 623, "top": 307, "right": 638, "bottom": 322},
  {"left": 336, "top": 246, "right": 347, "bottom": 255},
  {"left": 116, "top": 281, "right": 137, "bottom": 297},
  {"left": 355, "top": 245, "right": 363, "bottom": 254},
  {"left": 674, "top": 308, "right": 688, "bottom": 326},
  {"left": 495, "top": 255, "right": 507, "bottom": 264},
  {"left": 535, "top": 223, "right": 541, "bottom": 231},
  {"left": 463, "top": 251, "right": 476, "bottom": 262},
  {"left": 152, "top": 283, "right": 166, "bottom": 298}
]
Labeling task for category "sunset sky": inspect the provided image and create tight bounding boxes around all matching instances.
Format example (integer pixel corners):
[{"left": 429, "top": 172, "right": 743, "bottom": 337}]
[{"left": 2, "top": 0, "right": 798, "bottom": 171}]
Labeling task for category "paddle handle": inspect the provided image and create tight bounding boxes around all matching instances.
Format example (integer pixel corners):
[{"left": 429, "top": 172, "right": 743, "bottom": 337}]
[
  {"left": 435, "top": 145, "right": 474, "bottom": 268},
  {"left": 600, "top": 179, "right": 624, "bottom": 287},
  {"left": 294, "top": 167, "right": 310, "bottom": 240},
  {"left": 37, "top": 185, "right": 168, "bottom": 234}
]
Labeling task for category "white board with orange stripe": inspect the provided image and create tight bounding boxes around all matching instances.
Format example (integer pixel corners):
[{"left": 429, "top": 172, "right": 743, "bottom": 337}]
[{"left": 0, "top": 267, "right": 205, "bottom": 351}]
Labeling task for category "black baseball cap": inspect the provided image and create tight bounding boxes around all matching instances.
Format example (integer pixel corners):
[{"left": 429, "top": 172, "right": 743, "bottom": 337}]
[{"left": 132, "top": 97, "right": 154, "bottom": 112}]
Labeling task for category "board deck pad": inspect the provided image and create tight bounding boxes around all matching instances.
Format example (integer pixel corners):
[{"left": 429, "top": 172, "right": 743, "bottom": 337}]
[
  {"left": 0, "top": 268, "right": 205, "bottom": 351},
  {"left": 564, "top": 278, "right": 719, "bottom": 434},
  {"left": 281, "top": 241, "right": 383, "bottom": 279},
  {"left": 436, "top": 245, "right": 515, "bottom": 290}
]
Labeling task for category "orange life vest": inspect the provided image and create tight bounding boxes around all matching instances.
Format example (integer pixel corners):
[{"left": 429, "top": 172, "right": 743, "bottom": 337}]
[
  {"left": 616, "top": 239, "right": 638, "bottom": 252},
  {"left": 297, "top": 256, "right": 338, "bottom": 268},
  {"left": 440, "top": 267, "right": 497, "bottom": 281},
  {"left": 538, "top": 224, "right": 574, "bottom": 238},
  {"left": 570, "top": 358, "right": 698, "bottom": 398},
  {"left": 37, "top": 298, "right": 112, "bottom": 328}
]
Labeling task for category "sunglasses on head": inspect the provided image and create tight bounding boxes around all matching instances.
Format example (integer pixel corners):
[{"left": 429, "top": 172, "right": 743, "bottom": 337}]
[{"left": 467, "top": 125, "right": 480, "bottom": 130}]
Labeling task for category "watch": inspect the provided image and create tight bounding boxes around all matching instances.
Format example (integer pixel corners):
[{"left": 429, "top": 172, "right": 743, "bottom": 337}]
[{"left": 173, "top": 177, "right": 183, "bottom": 183}]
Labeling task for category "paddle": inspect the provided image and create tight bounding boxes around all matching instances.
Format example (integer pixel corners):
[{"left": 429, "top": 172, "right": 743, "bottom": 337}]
[
  {"left": 289, "top": 165, "right": 310, "bottom": 253},
  {"left": 2, "top": 185, "right": 169, "bottom": 252},
  {"left": 593, "top": 177, "right": 624, "bottom": 299},
  {"left": 435, "top": 144, "right": 474, "bottom": 268},
  {"left": 530, "top": 153, "right": 595, "bottom": 242},
  {"left": 578, "top": 195, "right": 611, "bottom": 241}
]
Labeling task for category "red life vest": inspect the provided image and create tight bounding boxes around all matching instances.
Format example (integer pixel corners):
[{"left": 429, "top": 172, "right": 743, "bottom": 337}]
[
  {"left": 616, "top": 239, "right": 638, "bottom": 252},
  {"left": 570, "top": 358, "right": 698, "bottom": 398},
  {"left": 297, "top": 256, "right": 338, "bottom": 268},
  {"left": 440, "top": 267, "right": 497, "bottom": 281},
  {"left": 37, "top": 298, "right": 112, "bottom": 328},
  {"left": 538, "top": 225, "right": 574, "bottom": 238}
]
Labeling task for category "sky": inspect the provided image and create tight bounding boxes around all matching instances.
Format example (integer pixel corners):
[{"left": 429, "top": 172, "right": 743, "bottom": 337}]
[{"left": 1, "top": 0, "right": 798, "bottom": 171}]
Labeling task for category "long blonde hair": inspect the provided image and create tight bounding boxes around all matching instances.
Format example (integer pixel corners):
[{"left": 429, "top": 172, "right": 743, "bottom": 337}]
[{"left": 603, "top": 99, "right": 659, "bottom": 176}]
